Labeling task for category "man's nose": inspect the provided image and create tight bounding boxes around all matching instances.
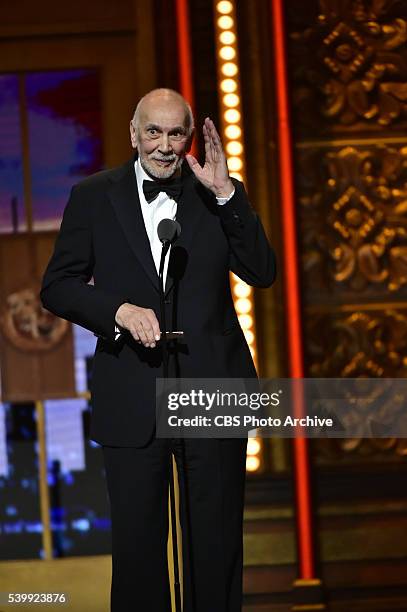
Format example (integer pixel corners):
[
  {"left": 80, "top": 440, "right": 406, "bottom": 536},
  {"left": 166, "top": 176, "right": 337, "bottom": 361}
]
[{"left": 158, "top": 133, "right": 171, "bottom": 153}]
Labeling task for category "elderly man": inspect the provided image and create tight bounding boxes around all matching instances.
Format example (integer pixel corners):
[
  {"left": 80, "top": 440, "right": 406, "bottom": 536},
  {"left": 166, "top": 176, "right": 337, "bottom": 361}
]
[{"left": 41, "top": 89, "right": 276, "bottom": 612}]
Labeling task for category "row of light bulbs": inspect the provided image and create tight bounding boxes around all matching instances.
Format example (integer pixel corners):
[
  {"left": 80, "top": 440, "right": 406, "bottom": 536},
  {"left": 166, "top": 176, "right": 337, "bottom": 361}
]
[{"left": 214, "top": 0, "right": 262, "bottom": 473}]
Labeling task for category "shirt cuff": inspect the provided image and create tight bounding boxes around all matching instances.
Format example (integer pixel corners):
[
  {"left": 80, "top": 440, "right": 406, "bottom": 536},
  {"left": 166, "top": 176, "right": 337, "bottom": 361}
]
[{"left": 216, "top": 187, "right": 235, "bottom": 206}]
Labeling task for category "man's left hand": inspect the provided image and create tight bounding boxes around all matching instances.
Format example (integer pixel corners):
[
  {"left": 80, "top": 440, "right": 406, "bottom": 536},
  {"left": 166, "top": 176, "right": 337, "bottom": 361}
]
[{"left": 186, "top": 117, "right": 234, "bottom": 198}]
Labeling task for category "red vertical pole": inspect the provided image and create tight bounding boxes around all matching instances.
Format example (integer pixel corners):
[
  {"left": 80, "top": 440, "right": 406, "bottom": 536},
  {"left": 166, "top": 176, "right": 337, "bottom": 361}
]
[
  {"left": 175, "top": 0, "right": 197, "bottom": 157},
  {"left": 270, "top": 0, "right": 315, "bottom": 579}
]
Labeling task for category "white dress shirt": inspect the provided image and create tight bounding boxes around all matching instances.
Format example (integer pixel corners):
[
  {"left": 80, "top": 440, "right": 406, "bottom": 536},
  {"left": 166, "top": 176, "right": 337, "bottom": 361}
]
[
  {"left": 135, "top": 158, "right": 177, "bottom": 286},
  {"left": 114, "top": 159, "right": 235, "bottom": 338}
]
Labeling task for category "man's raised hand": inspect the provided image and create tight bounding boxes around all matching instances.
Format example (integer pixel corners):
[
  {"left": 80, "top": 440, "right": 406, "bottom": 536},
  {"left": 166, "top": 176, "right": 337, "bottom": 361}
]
[{"left": 186, "top": 117, "right": 234, "bottom": 198}]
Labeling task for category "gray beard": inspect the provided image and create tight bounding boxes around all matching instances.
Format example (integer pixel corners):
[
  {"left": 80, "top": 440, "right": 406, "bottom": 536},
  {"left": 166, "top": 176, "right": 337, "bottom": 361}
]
[{"left": 140, "top": 154, "right": 183, "bottom": 180}]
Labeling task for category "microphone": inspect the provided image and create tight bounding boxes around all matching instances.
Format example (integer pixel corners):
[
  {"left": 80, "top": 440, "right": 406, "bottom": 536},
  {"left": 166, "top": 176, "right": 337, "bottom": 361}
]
[
  {"left": 156, "top": 217, "right": 183, "bottom": 612},
  {"left": 157, "top": 219, "right": 183, "bottom": 363},
  {"left": 157, "top": 218, "right": 181, "bottom": 245}
]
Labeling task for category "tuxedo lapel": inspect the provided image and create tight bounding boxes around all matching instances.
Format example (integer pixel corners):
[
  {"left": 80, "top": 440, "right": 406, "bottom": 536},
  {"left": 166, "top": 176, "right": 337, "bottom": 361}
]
[
  {"left": 108, "top": 158, "right": 208, "bottom": 298},
  {"left": 108, "top": 159, "right": 159, "bottom": 292}
]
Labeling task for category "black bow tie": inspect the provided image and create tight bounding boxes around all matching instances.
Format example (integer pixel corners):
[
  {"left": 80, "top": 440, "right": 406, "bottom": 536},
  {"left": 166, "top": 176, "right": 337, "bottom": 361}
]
[{"left": 143, "top": 178, "right": 183, "bottom": 204}]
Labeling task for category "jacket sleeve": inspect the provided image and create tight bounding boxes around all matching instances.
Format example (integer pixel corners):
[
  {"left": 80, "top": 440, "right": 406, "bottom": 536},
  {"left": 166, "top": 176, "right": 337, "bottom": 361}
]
[
  {"left": 40, "top": 184, "right": 128, "bottom": 343},
  {"left": 217, "top": 179, "right": 277, "bottom": 288}
]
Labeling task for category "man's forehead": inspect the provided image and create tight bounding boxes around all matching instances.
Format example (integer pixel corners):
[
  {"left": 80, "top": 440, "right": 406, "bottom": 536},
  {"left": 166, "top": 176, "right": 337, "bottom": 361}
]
[{"left": 139, "top": 99, "right": 188, "bottom": 128}]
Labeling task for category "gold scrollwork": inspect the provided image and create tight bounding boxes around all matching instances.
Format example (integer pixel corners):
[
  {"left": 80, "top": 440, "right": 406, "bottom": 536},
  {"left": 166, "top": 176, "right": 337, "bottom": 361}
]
[
  {"left": 307, "top": 308, "right": 407, "bottom": 459},
  {"left": 299, "top": 144, "right": 407, "bottom": 292},
  {"left": 307, "top": 309, "right": 407, "bottom": 377},
  {"left": 290, "top": 0, "right": 407, "bottom": 130}
]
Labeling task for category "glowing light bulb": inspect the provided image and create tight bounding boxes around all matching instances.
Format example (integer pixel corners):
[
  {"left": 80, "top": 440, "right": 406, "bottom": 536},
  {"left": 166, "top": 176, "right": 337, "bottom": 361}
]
[
  {"left": 245, "top": 329, "right": 254, "bottom": 345},
  {"left": 220, "top": 31, "right": 236, "bottom": 45},
  {"left": 235, "top": 297, "right": 251, "bottom": 313},
  {"left": 227, "top": 157, "right": 243, "bottom": 172},
  {"left": 234, "top": 283, "right": 251, "bottom": 298},
  {"left": 247, "top": 438, "right": 261, "bottom": 455},
  {"left": 225, "top": 124, "right": 241, "bottom": 138},
  {"left": 217, "top": 0, "right": 233, "bottom": 14},
  {"left": 238, "top": 314, "right": 253, "bottom": 329},
  {"left": 226, "top": 141, "right": 243, "bottom": 155},
  {"left": 218, "top": 15, "right": 234, "bottom": 29},
  {"left": 223, "top": 93, "right": 239, "bottom": 107},
  {"left": 224, "top": 109, "right": 240, "bottom": 123},
  {"left": 221, "top": 78, "right": 237, "bottom": 93},
  {"left": 246, "top": 456, "right": 260, "bottom": 471},
  {"left": 219, "top": 46, "right": 236, "bottom": 61},
  {"left": 221, "top": 62, "right": 238, "bottom": 77}
]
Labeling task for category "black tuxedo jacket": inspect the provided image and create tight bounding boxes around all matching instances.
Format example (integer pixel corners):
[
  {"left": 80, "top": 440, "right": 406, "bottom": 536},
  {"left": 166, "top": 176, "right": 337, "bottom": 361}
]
[{"left": 40, "top": 156, "right": 276, "bottom": 446}]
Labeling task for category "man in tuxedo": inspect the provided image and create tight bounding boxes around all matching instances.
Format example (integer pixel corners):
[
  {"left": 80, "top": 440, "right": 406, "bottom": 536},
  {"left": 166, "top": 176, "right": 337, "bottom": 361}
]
[{"left": 41, "top": 88, "right": 276, "bottom": 611}]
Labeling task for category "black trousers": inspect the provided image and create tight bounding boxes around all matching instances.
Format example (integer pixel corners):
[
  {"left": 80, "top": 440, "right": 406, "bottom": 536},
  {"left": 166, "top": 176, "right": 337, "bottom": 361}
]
[{"left": 102, "top": 437, "right": 248, "bottom": 612}]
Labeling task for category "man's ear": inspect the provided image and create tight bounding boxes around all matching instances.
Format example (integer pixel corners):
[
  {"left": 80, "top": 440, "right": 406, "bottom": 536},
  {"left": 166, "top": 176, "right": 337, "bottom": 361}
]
[{"left": 130, "top": 121, "right": 138, "bottom": 149}]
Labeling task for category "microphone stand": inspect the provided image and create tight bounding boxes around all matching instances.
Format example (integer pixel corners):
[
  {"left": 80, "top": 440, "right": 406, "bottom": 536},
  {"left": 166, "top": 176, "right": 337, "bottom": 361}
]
[{"left": 159, "top": 240, "right": 182, "bottom": 612}]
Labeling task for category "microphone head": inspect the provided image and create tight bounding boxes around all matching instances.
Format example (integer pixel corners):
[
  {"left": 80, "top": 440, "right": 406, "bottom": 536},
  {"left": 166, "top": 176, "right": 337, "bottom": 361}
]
[
  {"left": 173, "top": 220, "right": 181, "bottom": 239},
  {"left": 157, "top": 218, "right": 181, "bottom": 243}
]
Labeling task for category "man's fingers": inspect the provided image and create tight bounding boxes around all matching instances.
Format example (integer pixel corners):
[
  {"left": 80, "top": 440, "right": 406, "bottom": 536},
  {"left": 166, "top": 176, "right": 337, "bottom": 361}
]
[
  {"left": 204, "top": 120, "right": 215, "bottom": 156},
  {"left": 207, "top": 118, "right": 221, "bottom": 144},
  {"left": 151, "top": 319, "right": 161, "bottom": 342},
  {"left": 135, "top": 324, "right": 148, "bottom": 346},
  {"left": 186, "top": 154, "right": 203, "bottom": 177},
  {"left": 121, "top": 305, "right": 161, "bottom": 348},
  {"left": 140, "top": 317, "right": 155, "bottom": 346},
  {"left": 129, "top": 328, "right": 141, "bottom": 342},
  {"left": 145, "top": 309, "right": 160, "bottom": 344},
  {"left": 206, "top": 118, "right": 222, "bottom": 160},
  {"left": 130, "top": 325, "right": 143, "bottom": 344},
  {"left": 186, "top": 154, "right": 199, "bottom": 168},
  {"left": 203, "top": 124, "right": 213, "bottom": 162},
  {"left": 208, "top": 120, "right": 223, "bottom": 154}
]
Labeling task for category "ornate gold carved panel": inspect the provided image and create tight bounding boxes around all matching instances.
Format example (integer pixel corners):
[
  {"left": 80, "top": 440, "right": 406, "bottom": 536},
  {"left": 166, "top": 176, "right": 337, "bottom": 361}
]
[
  {"left": 305, "top": 306, "right": 407, "bottom": 461},
  {"left": 306, "top": 308, "right": 407, "bottom": 377},
  {"left": 288, "top": 0, "right": 407, "bottom": 136},
  {"left": 297, "top": 143, "right": 407, "bottom": 299}
]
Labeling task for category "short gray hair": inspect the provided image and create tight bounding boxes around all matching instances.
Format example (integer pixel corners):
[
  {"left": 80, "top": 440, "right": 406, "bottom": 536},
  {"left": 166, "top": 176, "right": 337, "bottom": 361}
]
[{"left": 131, "top": 88, "right": 194, "bottom": 136}]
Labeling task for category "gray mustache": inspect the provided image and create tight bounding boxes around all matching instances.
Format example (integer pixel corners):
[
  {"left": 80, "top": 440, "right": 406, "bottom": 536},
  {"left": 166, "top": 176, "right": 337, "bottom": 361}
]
[{"left": 151, "top": 155, "right": 177, "bottom": 161}]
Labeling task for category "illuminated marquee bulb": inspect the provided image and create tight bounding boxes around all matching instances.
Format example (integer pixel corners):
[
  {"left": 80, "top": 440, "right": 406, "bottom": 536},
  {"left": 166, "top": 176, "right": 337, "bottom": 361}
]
[
  {"left": 219, "top": 46, "right": 236, "bottom": 61},
  {"left": 226, "top": 141, "right": 243, "bottom": 156},
  {"left": 220, "top": 31, "right": 236, "bottom": 45},
  {"left": 225, "top": 124, "right": 241, "bottom": 138},
  {"left": 238, "top": 314, "right": 253, "bottom": 329},
  {"left": 224, "top": 109, "right": 240, "bottom": 123},
  {"left": 223, "top": 93, "right": 239, "bottom": 107},
  {"left": 221, "top": 62, "right": 238, "bottom": 77},
  {"left": 247, "top": 438, "right": 261, "bottom": 455},
  {"left": 234, "top": 283, "right": 251, "bottom": 298},
  {"left": 221, "top": 78, "right": 237, "bottom": 93},
  {"left": 214, "top": 0, "right": 258, "bottom": 380},
  {"left": 235, "top": 297, "right": 251, "bottom": 313},
  {"left": 217, "top": 0, "right": 233, "bottom": 13},
  {"left": 246, "top": 456, "right": 260, "bottom": 472},
  {"left": 244, "top": 329, "right": 254, "bottom": 345},
  {"left": 227, "top": 157, "right": 243, "bottom": 172},
  {"left": 217, "top": 15, "right": 234, "bottom": 29}
]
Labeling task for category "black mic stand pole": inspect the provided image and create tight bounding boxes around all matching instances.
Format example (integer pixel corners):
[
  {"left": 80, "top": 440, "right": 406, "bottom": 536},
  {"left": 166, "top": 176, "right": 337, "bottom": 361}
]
[{"left": 159, "top": 241, "right": 182, "bottom": 612}]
